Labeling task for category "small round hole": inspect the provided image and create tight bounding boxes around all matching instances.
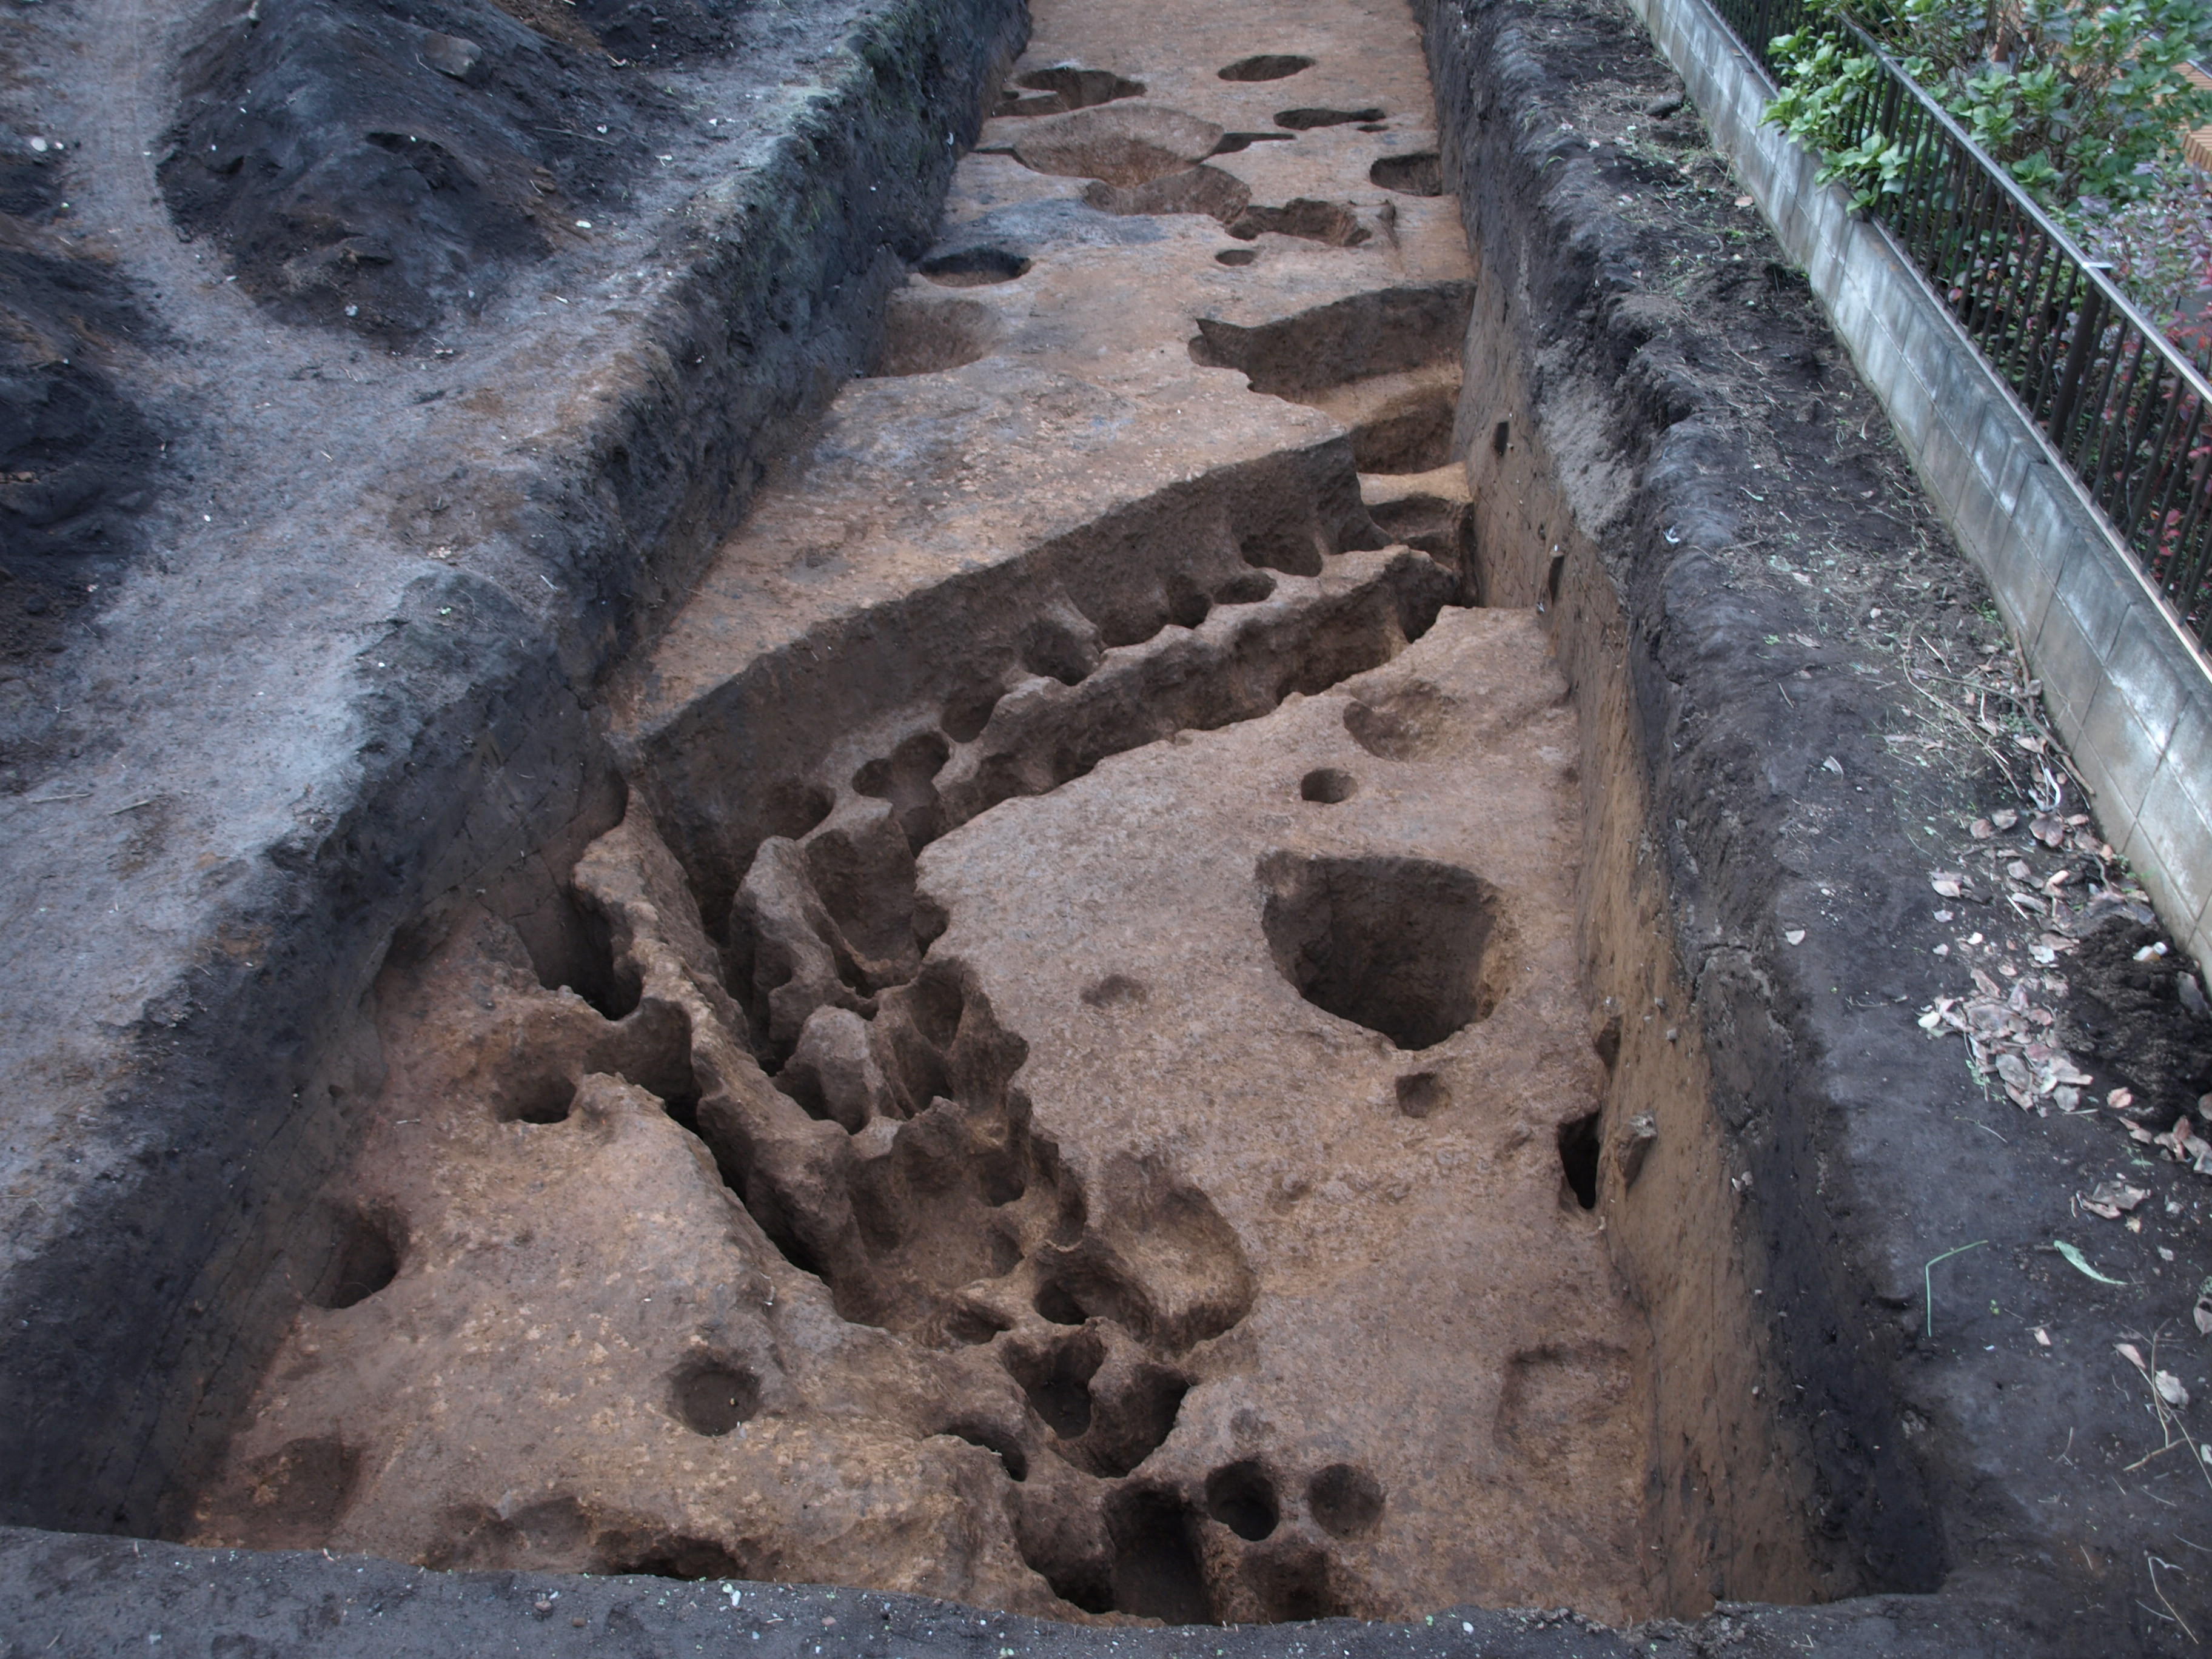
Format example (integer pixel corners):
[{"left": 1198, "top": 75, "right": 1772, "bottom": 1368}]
[
  {"left": 671, "top": 1360, "right": 760, "bottom": 1436},
  {"left": 942, "top": 684, "right": 1003, "bottom": 743},
  {"left": 1081, "top": 973, "right": 1148, "bottom": 1008},
  {"left": 311, "top": 1209, "right": 404, "bottom": 1310},
  {"left": 1395, "top": 1071, "right": 1449, "bottom": 1118},
  {"left": 1168, "top": 588, "right": 1213, "bottom": 628},
  {"left": 760, "top": 780, "right": 833, "bottom": 840},
  {"left": 1273, "top": 107, "right": 1386, "bottom": 132},
  {"left": 1369, "top": 153, "right": 1444, "bottom": 196},
  {"left": 1307, "top": 1463, "right": 1384, "bottom": 1536},
  {"left": 944, "top": 1304, "right": 1013, "bottom": 1346},
  {"left": 1204, "top": 1461, "right": 1279, "bottom": 1540},
  {"left": 1558, "top": 1111, "right": 1601, "bottom": 1210},
  {"left": 918, "top": 247, "right": 1034, "bottom": 287},
  {"left": 945, "top": 1422, "right": 1028, "bottom": 1481},
  {"left": 1218, "top": 53, "right": 1315, "bottom": 81},
  {"left": 1299, "top": 767, "right": 1357, "bottom": 803},
  {"left": 1035, "top": 1281, "right": 1088, "bottom": 1325},
  {"left": 1212, "top": 571, "right": 1276, "bottom": 605},
  {"left": 499, "top": 1074, "right": 577, "bottom": 1125},
  {"left": 1215, "top": 248, "right": 1258, "bottom": 266}
]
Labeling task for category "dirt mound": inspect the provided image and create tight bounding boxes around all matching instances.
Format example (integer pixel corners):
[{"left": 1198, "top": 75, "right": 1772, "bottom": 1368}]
[
  {"left": 2060, "top": 919, "right": 2212, "bottom": 1119},
  {"left": 156, "top": 0, "right": 702, "bottom": 337},
  {"left": 0, "top": 146, "right": 163, "bottom": 665}
]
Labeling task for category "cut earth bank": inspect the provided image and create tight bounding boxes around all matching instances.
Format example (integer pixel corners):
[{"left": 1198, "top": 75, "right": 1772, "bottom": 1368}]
[{"left": 1, "top": 0, "right": 2211, "bottom": 1652}]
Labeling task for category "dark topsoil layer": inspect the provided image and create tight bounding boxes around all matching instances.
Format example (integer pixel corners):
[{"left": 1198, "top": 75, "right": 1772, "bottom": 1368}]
[
  {"left": 2, "top": 0, "right": 2211, "bottom": 1647},
  {"left": 1, "top": 135, "right": 163, "bottom": 653},
  {"left": 159, "top": 0, "right": 723, "bottom": 339}
]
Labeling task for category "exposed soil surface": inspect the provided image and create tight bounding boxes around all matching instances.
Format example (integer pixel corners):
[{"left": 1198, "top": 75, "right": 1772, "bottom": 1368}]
[
  {"left": 1427, "top": 0, "right": 2212, "bottom": 1640},
  {"left": 192, "top": 0, "right": 1666, "bottom": 1621},
  {"left": 0, "top": 0, "right": 1025, "bottom": 1551},
  {"left": 6, "top": 0, "right": 2212, "bottom": 1642},
  {"left": 0, "top": 133, "right": 164, "bottom": 663},
  {"left": 160, "top": 0, "right": 688, "bottom": 338}
]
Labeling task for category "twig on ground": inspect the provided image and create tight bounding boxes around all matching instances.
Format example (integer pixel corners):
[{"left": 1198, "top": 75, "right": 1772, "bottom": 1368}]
[{"left": 2149, "top": 1553, "right": 2200, "bottom": 1644}]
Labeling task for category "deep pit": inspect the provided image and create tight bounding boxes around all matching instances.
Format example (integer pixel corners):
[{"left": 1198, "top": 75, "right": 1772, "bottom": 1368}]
[{"left": 1259, "top": 854, "right": 1510, "bottom": 1050}]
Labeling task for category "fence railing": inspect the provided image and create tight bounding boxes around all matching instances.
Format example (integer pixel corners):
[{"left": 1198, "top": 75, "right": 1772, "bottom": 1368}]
[{"left": 1701, "top": 0, "right": 2212, "bottom": 649}]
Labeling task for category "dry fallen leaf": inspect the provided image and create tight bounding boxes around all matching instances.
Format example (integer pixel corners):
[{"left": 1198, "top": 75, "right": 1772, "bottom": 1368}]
[
  {"left": 1932, "top": 873, "right": 1964, "bottom": 897},
  {"left": 2109, "top": 1088, "right": 2135, "bottom": 1112},
  {"left": 1971, "top": 818, "right": 1996, "bottom": 839},
  {"left": 2084, "top": 1181, "right": 2150, "bottom": 1216},
  {"left": 2057, "top": 1241, "right": 2126, "bottom": 1283},
  {"left": 1992, "top": 808, "right": 2019, "bottom": 830},
  {"left": 2119, "top": 1341, "right": 2149, "bottom": 1371},
  {"left": 2034, "top": 1327, "right": 2052, "bottom": 1347},
  {"left": 2157, "top": 1371, "right": 2190, "bottom": 1408}
]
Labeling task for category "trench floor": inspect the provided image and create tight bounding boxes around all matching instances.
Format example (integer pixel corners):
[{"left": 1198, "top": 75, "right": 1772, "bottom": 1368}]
[{"left": 193, "top": 0, "right": 1660, "bottom": 1624}]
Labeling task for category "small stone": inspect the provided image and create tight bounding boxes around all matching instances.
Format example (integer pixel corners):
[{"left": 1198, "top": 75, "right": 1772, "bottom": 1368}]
[
  {"left": 421, "top": 32, "right": 481, "bottom": 78},
  {"left": 2179, "top": 973, "right": 2208, "bottom": 1019}
]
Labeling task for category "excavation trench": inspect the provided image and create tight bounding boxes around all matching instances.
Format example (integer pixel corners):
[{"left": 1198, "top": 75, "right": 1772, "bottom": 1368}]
[{"left": 186, "top": 0, "right": 1841, "bottom": 1628}]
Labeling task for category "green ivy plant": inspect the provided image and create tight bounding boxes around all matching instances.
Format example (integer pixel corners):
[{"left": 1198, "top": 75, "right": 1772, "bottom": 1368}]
[{"left": 1765, "top": 0, "right": 2212, "bottom": 226}]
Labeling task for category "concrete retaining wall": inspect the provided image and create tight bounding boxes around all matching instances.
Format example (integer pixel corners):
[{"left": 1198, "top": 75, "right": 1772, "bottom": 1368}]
[{"left": 1628, "top": 0, "right": 2212, "bottom": 978}]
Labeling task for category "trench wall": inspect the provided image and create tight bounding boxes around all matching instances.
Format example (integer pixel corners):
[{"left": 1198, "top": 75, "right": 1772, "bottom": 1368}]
[
  {"left": 1629, "top": 0, "right": 2212, "bottom": 980},
  {"left": 1416, "top": 0, "right": 1944, "bottom": 1606},
  {"left": 0, "top": 0, "right": 1028, "bottom": 1539}
]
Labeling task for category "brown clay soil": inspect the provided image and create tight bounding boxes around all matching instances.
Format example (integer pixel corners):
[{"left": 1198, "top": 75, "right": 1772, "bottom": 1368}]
[
  {"left": 189, "top": 0, "right": 1677, "bottom": 1623},
  {"left": 8, "top": 0, "right": 2212, "bottom": 1641}
]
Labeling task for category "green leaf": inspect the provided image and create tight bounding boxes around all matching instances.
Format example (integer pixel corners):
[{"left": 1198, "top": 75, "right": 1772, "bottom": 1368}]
[{"left": 2053, "top": 1239, "right": 2127, "bottom": 1285}]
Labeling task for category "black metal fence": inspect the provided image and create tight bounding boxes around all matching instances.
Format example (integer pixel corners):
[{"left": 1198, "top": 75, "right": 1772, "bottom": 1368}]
[{"left": 1701, "top": 0, "right": 2212, "bottom": 648}]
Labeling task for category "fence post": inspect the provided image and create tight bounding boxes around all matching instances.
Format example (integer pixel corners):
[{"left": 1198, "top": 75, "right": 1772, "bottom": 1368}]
[{"left": 2046, "top": 286, "right": 2108, "bottom": 454}]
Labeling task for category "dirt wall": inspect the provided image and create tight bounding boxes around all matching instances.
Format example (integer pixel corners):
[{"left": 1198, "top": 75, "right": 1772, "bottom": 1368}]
[{"left": 1414, "top": 0, "right": 1944, "bottom": 1604}]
